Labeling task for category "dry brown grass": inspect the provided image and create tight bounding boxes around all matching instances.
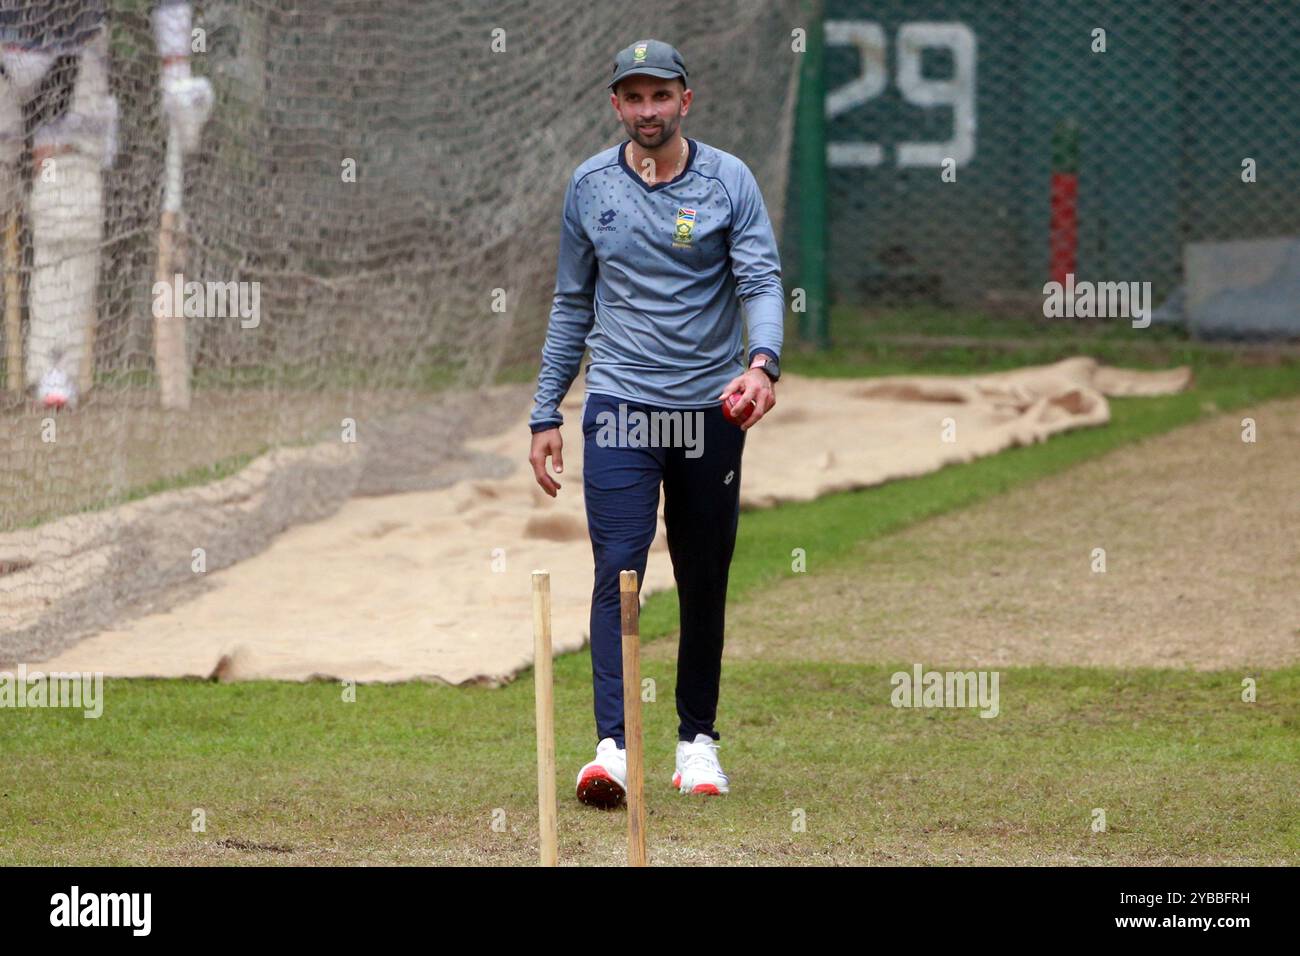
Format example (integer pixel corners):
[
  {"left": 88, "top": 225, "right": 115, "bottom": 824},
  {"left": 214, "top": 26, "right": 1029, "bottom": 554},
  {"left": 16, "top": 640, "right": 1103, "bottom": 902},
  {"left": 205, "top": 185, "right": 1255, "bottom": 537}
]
[{"left": 649, "top": 396, "right": 1300, "bottom": 671}]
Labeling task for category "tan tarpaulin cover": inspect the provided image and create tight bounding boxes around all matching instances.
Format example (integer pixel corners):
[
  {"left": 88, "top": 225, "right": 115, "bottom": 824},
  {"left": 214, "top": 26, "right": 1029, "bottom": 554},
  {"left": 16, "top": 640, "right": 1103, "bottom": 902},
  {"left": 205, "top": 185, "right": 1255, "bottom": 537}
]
[{"left": 31, "top": 357, "right": 1191, "bottom": 684}]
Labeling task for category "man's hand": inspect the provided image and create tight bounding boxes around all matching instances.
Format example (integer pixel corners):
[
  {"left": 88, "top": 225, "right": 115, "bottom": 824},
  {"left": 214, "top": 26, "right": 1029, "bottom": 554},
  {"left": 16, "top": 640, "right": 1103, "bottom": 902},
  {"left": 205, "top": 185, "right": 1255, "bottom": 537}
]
[
  {"left": 529, "top": 427, "right": 564, "bottom": 497},
  {"left": 719, "top": 367, "right": 776, "bottom": 431}
]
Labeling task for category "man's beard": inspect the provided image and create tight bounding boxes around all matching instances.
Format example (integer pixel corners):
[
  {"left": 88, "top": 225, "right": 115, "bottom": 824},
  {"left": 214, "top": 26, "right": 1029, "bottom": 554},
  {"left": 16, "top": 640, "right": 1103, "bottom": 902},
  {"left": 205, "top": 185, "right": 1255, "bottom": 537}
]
[{"left": 628, "top": 116, "right": 678, "bottom": 148}]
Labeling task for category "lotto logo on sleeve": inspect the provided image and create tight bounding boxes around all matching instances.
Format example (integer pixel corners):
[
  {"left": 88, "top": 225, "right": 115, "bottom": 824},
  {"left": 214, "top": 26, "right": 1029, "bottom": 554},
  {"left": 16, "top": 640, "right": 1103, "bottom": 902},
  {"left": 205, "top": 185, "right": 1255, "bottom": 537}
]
[{"left": 673, "top": 207, "right": 696, "bottom": 247}]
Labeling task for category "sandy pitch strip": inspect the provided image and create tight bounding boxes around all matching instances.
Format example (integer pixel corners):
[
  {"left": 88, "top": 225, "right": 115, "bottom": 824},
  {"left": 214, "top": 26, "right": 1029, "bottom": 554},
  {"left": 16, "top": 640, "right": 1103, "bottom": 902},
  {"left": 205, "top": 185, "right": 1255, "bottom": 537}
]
[{"left": 24, "top": 357, "right": 1194, "bottom": 683}]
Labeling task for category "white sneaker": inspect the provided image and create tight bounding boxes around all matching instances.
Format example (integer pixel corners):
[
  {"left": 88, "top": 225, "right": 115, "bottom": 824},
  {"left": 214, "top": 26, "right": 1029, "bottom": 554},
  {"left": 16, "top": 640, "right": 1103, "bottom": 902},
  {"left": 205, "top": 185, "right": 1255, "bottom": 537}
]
[
  {"left": 575, "top": 737, "right": 627, "bottom": 808},
  {"left": 672, "top": 733, "right": 729, "bottom": 795}
]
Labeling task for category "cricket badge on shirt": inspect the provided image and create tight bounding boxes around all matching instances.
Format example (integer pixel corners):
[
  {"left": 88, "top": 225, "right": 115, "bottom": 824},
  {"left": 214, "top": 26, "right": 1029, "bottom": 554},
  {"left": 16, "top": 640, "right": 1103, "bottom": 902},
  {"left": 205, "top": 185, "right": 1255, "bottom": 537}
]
[{"left": 673, "top": 207, "right": 697, "bottom": 247}]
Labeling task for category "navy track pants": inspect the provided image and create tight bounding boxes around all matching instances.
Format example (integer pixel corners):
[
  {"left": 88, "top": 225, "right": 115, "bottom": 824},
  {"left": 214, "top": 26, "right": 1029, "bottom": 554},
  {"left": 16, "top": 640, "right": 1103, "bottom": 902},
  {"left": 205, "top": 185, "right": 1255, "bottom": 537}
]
[{"left": 581, "top": 390, "right": 746, "bottom": 749}]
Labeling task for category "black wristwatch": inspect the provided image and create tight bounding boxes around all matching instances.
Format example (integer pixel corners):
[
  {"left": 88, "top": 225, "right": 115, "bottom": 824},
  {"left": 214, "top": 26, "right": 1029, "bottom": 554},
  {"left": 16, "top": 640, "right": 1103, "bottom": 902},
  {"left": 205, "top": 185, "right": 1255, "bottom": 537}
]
[{"left": 752, "top": 354, "right": 781, "bottom": 383}]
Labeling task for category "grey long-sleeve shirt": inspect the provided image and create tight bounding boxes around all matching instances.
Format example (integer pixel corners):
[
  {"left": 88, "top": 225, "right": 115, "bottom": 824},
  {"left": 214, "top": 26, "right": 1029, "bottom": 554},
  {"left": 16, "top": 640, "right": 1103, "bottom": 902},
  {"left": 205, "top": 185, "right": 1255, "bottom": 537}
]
[{"left": 529, "top": 137, "right": 784, "bottom": 432}]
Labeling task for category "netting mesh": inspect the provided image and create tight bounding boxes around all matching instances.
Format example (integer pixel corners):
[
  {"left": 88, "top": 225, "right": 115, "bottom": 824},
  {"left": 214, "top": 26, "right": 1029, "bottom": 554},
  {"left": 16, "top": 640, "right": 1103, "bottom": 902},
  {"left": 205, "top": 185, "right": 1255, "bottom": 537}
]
[
  {"left": 789, "top": 0, "right": 1300, "bottom": 312},
  {"left": 0, "top": 0, "right": 801, "bottom": 660},
  {"left": 14, "top": 0, "right": 1288, "bottom": 662}
]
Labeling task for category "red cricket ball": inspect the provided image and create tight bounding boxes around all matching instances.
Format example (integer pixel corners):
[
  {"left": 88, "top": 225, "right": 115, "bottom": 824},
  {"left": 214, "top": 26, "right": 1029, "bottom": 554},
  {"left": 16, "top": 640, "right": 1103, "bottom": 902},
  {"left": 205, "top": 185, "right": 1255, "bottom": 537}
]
[{"left": 721, "top": 392, "right": 751, "bottom": 426}]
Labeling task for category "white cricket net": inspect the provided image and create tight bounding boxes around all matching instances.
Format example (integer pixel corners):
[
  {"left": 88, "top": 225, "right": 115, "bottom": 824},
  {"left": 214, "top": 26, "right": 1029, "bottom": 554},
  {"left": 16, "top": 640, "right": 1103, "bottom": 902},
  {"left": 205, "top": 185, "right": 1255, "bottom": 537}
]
[{"left": 0, "top": 0, "right": 801, "bottom": 662}]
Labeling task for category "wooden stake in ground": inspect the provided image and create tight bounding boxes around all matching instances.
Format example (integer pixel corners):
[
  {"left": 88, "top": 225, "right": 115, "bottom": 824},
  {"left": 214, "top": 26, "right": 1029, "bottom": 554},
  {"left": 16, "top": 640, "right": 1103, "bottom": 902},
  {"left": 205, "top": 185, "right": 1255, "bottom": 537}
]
[
  {"left": 153, "top": 134, "right": 190, "bottom": 410},
  {"left": 620, "top": 569, "right": 647, "bottom": 866},
  {"left": 531, "top": 570, "right": 558, "bottom": 867},
  {"left": 3, "top": 207, "right": 21, "bottom": 393}
]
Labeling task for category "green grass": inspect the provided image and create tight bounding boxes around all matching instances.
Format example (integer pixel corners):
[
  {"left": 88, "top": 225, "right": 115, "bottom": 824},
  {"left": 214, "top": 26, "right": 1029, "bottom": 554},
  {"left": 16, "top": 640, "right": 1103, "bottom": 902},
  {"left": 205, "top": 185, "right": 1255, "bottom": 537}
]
[
  {"left": 828, "top": 304, "right": 1196, "bottom": 343},
  {"left": 1, "top": 663, "right": 1295, "bottom": 864},
  {"left": 3, "top": 308, "right": 1298, "bottom": 864},
  {"left": 787, "top": 305, "right": 1294, "bottom": 378},
  {"left": 636, "top": 359, "right": 1300, "bottom": 646}
]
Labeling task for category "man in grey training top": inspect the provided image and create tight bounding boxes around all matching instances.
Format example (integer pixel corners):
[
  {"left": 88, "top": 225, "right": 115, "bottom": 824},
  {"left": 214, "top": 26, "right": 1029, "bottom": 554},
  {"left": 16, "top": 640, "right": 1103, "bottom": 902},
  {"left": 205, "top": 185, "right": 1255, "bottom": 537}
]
[{"left": 528, "top": 39, "right": 784, "bottom": 807}]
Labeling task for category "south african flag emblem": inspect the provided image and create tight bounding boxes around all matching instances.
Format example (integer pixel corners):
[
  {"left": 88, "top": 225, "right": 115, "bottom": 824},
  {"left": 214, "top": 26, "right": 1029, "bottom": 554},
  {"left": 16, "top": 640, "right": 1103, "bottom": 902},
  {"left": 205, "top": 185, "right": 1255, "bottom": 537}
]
[{"left": 674, "top": 207, "right": 696, "bottom": 246}]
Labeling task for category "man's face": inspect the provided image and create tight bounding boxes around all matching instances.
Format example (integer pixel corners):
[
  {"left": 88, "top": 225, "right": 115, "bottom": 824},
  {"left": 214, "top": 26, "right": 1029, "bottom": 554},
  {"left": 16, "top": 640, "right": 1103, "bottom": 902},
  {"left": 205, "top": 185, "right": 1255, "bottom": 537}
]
[{"left": 611, "top": 74, "right": 692, "bottom": 149}]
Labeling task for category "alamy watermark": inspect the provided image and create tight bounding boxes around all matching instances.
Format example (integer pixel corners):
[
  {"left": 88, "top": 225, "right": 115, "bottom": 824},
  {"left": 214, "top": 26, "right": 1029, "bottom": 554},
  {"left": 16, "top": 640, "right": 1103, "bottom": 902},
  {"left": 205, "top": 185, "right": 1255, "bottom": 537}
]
[
  {"left": 593, "top": 403, "right": 705, "bottom": 458},
  {"left": 50, "top": 886, "right": 150, "bottom": 936},
  {"left": 0, "top": 664, "right": 104, "bottom": 718},
  {"left": 152, "top": 273, "right": 260, "bottom": 329},
  {"left": 1042, "top": 273, "right": 1151, "bottom": 328},
  {"left": 890, "top": 664, "right": 1000, "bottom": 718}
]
